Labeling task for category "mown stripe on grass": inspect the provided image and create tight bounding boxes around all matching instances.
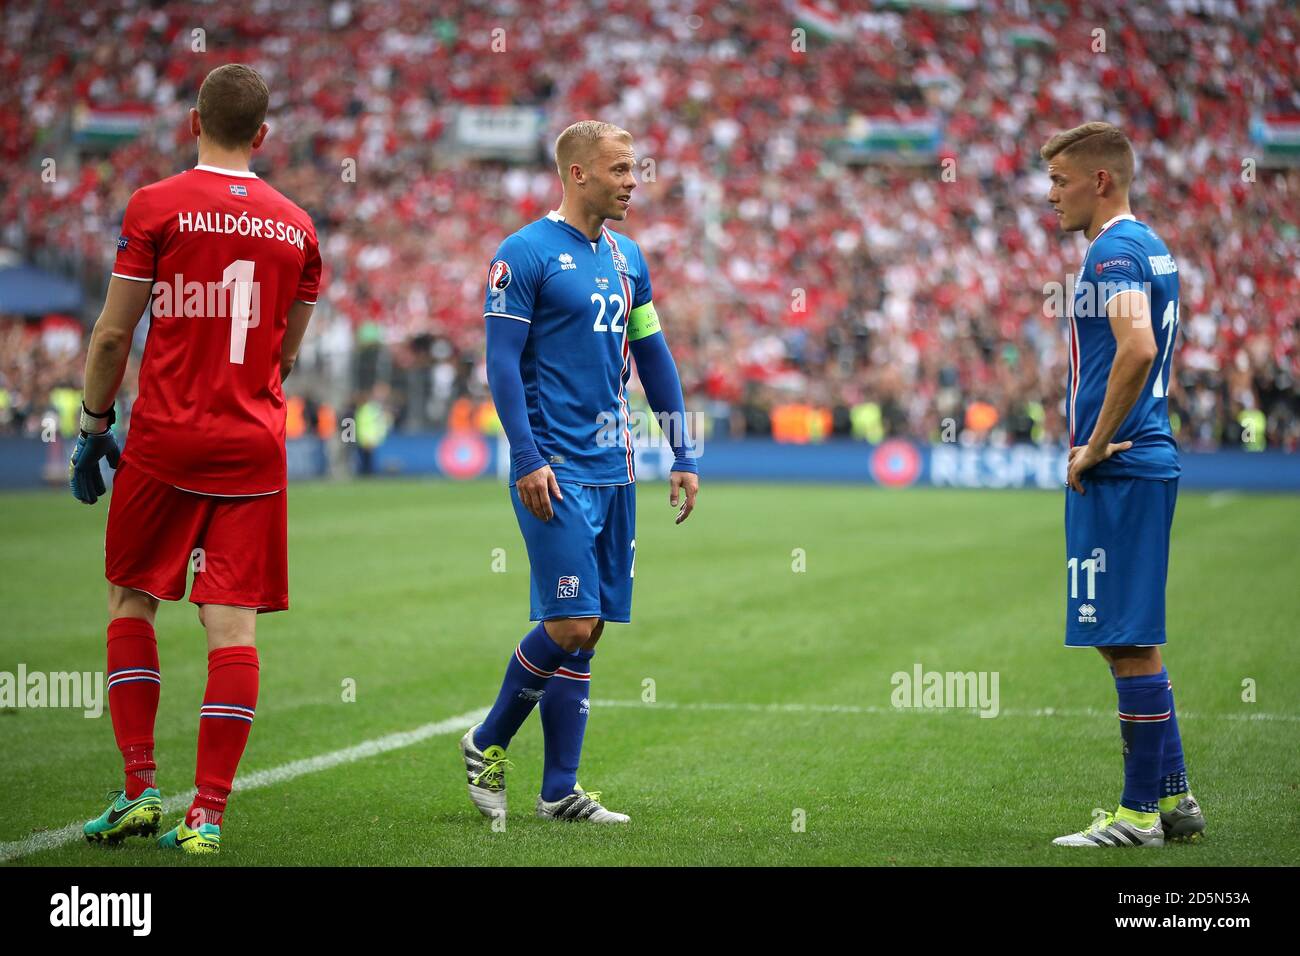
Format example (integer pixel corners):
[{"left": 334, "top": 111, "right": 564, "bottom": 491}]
[
  {"left": 0, "top": 708, "right": 485, "bottom": 864},
  {"left": 4, "top": 697, "right": 1293, "bottom": 864},
  {"left": 592, "top": 699, "right": 1300, "bottom": 722}
]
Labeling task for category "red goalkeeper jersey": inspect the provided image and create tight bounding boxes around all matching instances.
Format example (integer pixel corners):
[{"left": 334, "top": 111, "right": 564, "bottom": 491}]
[{"left": 112, "top": 164, "right": 322, "bottom": 495}]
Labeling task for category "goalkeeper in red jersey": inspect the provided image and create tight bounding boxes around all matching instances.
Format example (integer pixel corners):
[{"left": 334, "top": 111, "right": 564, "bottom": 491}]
[{"left": 73, "top": 64, "right": 322, "bottom": 855}]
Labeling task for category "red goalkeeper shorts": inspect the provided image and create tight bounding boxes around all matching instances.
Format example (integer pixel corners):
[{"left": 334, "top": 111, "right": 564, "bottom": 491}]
[{"left": 105, "top": 459, "right": 288, "bottom": 612}]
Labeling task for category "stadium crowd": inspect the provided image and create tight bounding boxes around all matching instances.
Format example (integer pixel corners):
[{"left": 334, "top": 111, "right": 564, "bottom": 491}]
[{"left": 2, "top": 0, "right": 1297, "bottom": 449}]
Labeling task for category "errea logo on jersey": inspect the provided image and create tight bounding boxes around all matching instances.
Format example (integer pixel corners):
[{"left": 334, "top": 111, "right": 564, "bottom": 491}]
[
  {"left": 1078, "top": 603, "right": 1098, "bottom": 624},
  {"left": 557, "top": 575, "right": 580, "bottom": 599},
  {"left": 558, "top": 252, "right": 576, "bottom": 270}
]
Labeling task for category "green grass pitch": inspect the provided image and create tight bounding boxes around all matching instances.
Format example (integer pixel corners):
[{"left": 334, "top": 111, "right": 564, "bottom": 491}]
[{"left": 1, "top": 479, "right": 1296, "bottom": 866}]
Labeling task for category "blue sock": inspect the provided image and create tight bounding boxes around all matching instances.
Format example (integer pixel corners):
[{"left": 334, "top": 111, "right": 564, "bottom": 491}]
[
  {"left": 1160, "top": 668, "right": 1189, "bottom": 797},
  {"left": 539, "top": 649, "right": 593, "bottom": 802},
  {"left": 475, "top": 623, "right": 568, "bottom": 751},
  {"left": 1116, "top": 671, "right": 1172, "bottom": 815}
]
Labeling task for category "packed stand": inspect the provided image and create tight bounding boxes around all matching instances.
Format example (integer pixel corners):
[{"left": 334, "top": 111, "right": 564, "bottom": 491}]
[{"left": 2, "top": 0, "right": 1296, "bottom": 449}]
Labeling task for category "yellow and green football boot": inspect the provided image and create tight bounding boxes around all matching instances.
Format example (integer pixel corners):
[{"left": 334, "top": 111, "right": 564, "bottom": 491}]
[
  {"left": 83, "top": 788, "right": 162, "bottom": 844},
  {"left": 157, "top": 820, "right": 221, "bottom": 854}
]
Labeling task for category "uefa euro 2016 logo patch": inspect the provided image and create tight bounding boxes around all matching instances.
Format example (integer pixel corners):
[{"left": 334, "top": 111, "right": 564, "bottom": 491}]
[
  {"left": 488, "top": 259, "right": 512, "bottom": 293},
  {"left": 557, "top": 575, "right": 580, "bottom": 599}
]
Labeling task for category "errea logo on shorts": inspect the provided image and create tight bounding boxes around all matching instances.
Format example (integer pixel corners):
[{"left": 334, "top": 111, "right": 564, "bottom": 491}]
[
  {"left": 557, "top": 575, "right": 580, "bottom": 599},
  {"left": 1078, "top": 603, "right": 1098, "bottom": 624}
]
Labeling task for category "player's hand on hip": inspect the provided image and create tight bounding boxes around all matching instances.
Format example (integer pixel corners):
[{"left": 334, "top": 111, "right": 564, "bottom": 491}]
[
  {"left": 1066, "top": 440, "right": 1131, "bottom": 495},
  {"left": 517, "top": 464, "right": 563, "bottom": 521},
  {"left": 68, "top": 428, "right": 121, "bottom": 505},
  {"left": 670, "top": 470, "right": 699, "bottom": 525}
]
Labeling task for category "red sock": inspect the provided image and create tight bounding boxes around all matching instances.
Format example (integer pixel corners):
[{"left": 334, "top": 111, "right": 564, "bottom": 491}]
[
  {"left": 189, "top": 645, "right": 259, "bottom": 828},
  {"left": 106, "top": 618, "right": 161, "bottom": 799}
]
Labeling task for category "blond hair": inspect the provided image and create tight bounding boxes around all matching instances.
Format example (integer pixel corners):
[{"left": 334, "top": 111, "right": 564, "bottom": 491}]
[
  {"left": 1040, "top": 121, "right": 1135, "bottom": 188},
  {"left": 554, "top": 120, "right": 632, "bottom": 185}
]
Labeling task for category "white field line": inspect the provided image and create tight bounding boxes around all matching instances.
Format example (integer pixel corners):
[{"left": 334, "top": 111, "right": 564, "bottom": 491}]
[
  {"left": 592, "top": 699, "right": 1300, "bottom": 722},
  {"left": 0, "top": 707, "right": 485, "bottom": 865},
  {"left": 3, "top": 696, "right": 1294, "bottom": 863}
]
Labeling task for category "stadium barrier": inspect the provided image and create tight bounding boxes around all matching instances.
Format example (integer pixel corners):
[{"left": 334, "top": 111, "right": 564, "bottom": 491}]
[
  {"left": 3, "top": 435, "right": 1297, "bottom": 492},
  {"left": 369, "top": 433, "right": 1300, "bottom": 490}
]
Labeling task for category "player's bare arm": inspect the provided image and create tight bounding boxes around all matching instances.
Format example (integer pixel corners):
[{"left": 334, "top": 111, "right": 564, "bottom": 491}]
[
  {"left": 82, "top": 277, "right": 153, "bottom": 417},
  {"left": 69, "top": 277, "right": 154, "bottom": 504},
  {"left": 279, "top": 299, "right": 316, "bottom": 382},
  {"left": 1067, "top": 291, "right": 1157, "bottom": 495}
]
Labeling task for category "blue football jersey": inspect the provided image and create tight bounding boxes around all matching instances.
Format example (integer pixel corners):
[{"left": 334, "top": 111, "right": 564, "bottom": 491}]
[
  {"left": 1068, "top": 214, "right": 1181, "bottom": 479},
  {"left": 484, "top": 211, "right": 660, "bottom": 485}
]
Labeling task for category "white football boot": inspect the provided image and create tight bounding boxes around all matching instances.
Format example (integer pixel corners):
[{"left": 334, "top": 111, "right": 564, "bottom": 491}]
[
  {"left": 536, "top": 784, "right": 629, "bottom": 824},
  {"left": 1053, "top": 810, "right": 1165, "bottom": 847},
  {"left": 1160, "top": 794, "right": 1207, "bottom": 843},
  {"left": 459, "top": 723, "right": 512, "bottom": 820}
]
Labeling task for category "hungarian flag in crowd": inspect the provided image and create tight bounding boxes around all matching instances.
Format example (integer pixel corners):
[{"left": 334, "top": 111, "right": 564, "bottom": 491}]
[
  {"left": 72, "top": 103, "right": 154, "bottom": 146},
  {"left": 829, "top": 112, "right": 945, "bottom": 164},
  {"left": 1251, "top": 114, "right": 1300, "bottom": 164},
  {"left": 793, "top": 2, "right": 852, "bottom": 41}
]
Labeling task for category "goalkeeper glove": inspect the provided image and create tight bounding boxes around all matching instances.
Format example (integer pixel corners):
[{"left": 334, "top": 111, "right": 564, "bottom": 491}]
[{"left": 69, "top": 402, "right": 121, "bottom": 505}]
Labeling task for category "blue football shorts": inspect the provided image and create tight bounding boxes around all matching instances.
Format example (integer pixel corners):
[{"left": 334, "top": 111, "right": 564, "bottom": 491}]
[
  {"left": 510, "top": 481, "right": 636, "bottom": 623},
  {"left": 1064, "top": 476, "right": 1178, "bottom": 647}
]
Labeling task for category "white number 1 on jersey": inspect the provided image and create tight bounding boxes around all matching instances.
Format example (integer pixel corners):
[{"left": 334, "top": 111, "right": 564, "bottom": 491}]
[
  {"left": 223, "top": 259, "right": 258, "bottom": 364},
  {"left": 1152, "top": 299, "right": 1178, "bottom": 398}
]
